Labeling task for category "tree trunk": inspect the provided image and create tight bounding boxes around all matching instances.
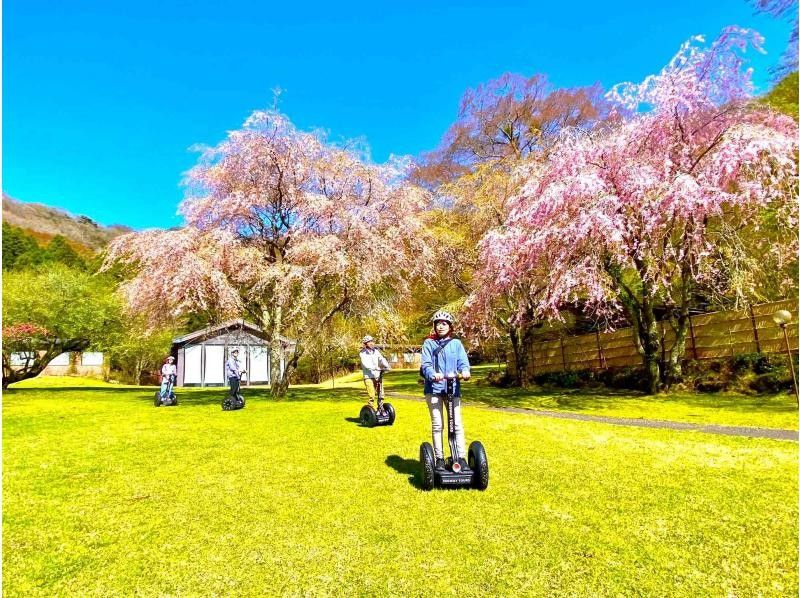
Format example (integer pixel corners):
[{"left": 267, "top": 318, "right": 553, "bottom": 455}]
[
  {"left": 266, "top": 304, "right": 285, "bottom": 397},
  {"left": 271, "top": 340, "right": 303, "bottom": 399},
  {"left": 312, "top": 359, "right": 322, "bottom": 385},
  {"left": 664, "top": 309, "right": 691, "bottom": 388},
  {"left": 615, "top": 276, "right": 662, "bottom": 394},
  {"left": 664, "top": 257, "right": 694, "bottom": 389},
  {"left": 2, "top": 340, "right": 89, "bottom": 389},
  {"left": 638, "top": 296, "right": 662, "bottom": 394},
  {"left": 522, "top": 323, "right": 537, "bottom": 378},
  {"left": 272, "top": 341, "right": 303, "bottom": 399},
  {"left": 133, "top": 356, "right": 144, "bottom": 386},
  {"left": 269, "top": 337, "right": 286, "bottom": 398},
  {"left": 508, "top": 325, "right": 530, "bottom": 388}
]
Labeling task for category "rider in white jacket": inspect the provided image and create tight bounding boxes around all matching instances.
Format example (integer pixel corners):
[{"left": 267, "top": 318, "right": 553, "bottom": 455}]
[
  {"left": 359, "top": 335, "right": 390, "bottom": 406},
  {"left": 159, "top": 356, "right": 177, "bottom": 398}
]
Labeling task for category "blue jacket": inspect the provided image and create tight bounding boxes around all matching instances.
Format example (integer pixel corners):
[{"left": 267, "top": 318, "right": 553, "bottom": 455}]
[
  {"left": 225, "top": 356, "right": 242, "bottom": 380},
  {"left": 421, "top": 337, "right": 471, "bottom": 397}
]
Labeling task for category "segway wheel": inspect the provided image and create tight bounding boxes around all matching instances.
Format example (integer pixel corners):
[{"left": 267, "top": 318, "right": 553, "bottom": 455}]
[
  {"left": 420, "top": 442, "right": 435, "bottom": 491},
  {"left": 383, "top": 402, "right": 396, "bottom": 425},
  {"left": 172, "top": 395, "right": 178, "bottom": 406},
  {"left": 222, "top": 398, "right": 232, "bottom": 411},
  {"left": 359, "top": 405, "right": 377, "bottom": 427},
  {"left": 238, "top": 394, "right": 245, "bottom": 409},
  {"left": 468, "top": 441, "right": 489, "bottom": 490},
  {"left": 154, "top": 392, "right": 161, "bottom": 407}
]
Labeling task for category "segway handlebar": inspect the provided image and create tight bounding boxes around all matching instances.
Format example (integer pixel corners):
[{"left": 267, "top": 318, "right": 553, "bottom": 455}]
[{"left": 441, "top": 372, "right": 468, "bottom": 380}]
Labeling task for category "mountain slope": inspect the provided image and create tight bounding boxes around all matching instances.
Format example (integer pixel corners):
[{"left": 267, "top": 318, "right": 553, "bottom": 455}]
[{"left": 2, "top": 194, "right": 132, "bottom": 252}]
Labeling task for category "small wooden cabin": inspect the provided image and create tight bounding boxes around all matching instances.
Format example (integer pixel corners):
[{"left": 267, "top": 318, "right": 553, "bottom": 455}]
[{"left": 171, "top": 319, "right": 294, "bottom": 387}]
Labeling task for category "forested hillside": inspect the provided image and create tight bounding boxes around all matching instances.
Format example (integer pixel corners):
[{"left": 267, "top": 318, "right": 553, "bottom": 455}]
[{"left": 2, "top": 194, "right": 131, "bottom": 253}]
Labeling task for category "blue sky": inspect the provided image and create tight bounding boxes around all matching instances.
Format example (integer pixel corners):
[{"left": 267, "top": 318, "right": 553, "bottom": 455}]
[{"left": 4, "top": 1, "right": 794, "bottom": 230}]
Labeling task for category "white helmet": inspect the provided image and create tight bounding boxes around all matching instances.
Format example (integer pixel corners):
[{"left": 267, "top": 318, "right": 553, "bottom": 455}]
[
  {"left": 362, "top": 335, "right": 374, "bottom": 344},
  {"left": 431, "top": 310, "right": 455, "bottom": 325}
]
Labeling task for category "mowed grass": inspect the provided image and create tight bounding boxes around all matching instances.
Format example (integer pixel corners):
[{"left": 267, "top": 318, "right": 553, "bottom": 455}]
[
  {"left": 370, "top": 366, "right": 799, "bottom": 430},
  {"left": 3, "top": 382, "right": 798, "bottom": 596}
]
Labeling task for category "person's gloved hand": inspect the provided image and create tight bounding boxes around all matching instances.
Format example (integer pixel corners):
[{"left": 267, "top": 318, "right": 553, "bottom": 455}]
[
  {"left": 433, "top": 372, "right": 444, "bottom": 382},
  {"left": 461, "top": 371, "right": 471, "bottom": 381}
]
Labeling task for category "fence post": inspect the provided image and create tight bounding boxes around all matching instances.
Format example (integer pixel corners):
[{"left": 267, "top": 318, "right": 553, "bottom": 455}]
[
  {"left": 560, "top": 336, "right": 567, "bottom": 372},
  {"left": 748, "top": 304, "right": 761, "bottom": 353},
  {"left": 688, "top": 314, "right": 698, "bottom": 360}
]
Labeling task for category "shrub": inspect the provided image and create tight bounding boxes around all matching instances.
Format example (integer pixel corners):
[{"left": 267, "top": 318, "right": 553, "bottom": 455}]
[
  {"left": 597, "top": 366, "right": 650, "bottom": 392},
  {"left": 749, "top": 372, "right": 794, "bottom": 394},
  {"left": 484, "top": 370, "right": 515, "bottom": 388},
  {"left": 732, "top": 353, "right": 775, "bottom": 375},
  {"left": 532, "top": 370, "right": 595, "bottom": 389},
  {"left": 695, "top": 374, "right": 729, "bottom": 393}
]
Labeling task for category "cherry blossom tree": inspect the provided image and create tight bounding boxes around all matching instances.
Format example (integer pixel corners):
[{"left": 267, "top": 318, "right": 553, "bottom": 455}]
[
  {"left": 750, "top": 0, "right": 798, "bottom": 79},
  {"left": 412, "top": 74, "right": 606, "bottom": 386},
  {"left": 412, "top": 73, "right": 604, "bottom": 188},
  {"left": 469, "top": 28, "right": 798, "bottom": 393},
  {"left": 104, "top": 110, "right": 433, "bottom": 397}
]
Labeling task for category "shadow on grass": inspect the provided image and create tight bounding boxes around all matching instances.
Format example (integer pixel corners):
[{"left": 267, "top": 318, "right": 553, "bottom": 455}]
[
  {"left": 6, "top": 385, "right": 365, "bottom": 407},
  {"left": 381, "top": 368, "right": 797, "bottom": 416},
  {"left": 157, "top": 387, "right": 364, "bottom": 407},
  {"left": 9, "top": 372, "right": 795, "bottom": 420},
  {"left": 464, "top": 386, "right": 799, "bottom": 416},
  {"left": 344, "top": 417, "right": 363, "bottom": 425},
  {"left": 5, "top": 387, "right": 150, "bottom": 394},
  {"left": 385, "top": 454, "right": 423, "bottom": 489}
]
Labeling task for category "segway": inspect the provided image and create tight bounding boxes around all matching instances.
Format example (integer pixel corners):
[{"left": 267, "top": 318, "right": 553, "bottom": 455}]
[
  {"left": 222, "top": 372, "right": 245, "bottom": 411},
  {"left": 154, "top": 374, "right": 178, "bottom": 407},
  {"left": 359, "top": 369, "right": 396, "bottom": 427},
  {"left": 420, "top": 374, "right": 488, "bottom": 490}
]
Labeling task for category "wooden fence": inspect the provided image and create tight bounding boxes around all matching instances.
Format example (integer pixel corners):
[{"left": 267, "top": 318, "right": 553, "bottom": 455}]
[{"left": 519, "top": 299, "right": 798, "bottom": 375}]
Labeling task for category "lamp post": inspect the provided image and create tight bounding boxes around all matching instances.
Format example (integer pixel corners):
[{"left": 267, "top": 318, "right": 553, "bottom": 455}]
[{"left": 772, "top": 310, "right": 798, "bottom": 403}]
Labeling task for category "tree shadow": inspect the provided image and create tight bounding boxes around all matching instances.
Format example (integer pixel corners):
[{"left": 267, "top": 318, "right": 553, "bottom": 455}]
[
  {"left": 5, "top": 387, "right": 149, "bottom": 394},
  {"left": 143, "top": 387, "right": 363, "bottom": 407},
  {"left": 385, "top": 454, "right": 423, "bottom": 489}
]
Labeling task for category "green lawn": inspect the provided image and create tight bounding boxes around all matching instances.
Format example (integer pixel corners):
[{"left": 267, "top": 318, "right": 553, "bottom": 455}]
[
  {"left": 367, "top": 366, "right": 799, "bottom": 430},
  {"left": 3, "top": 380, "right": 797, "bottom": 596}
]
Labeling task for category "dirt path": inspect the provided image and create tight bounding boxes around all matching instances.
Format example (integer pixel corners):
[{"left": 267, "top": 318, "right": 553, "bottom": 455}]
[{"left": 384, "top": 392, "right": 798, "bottom": 441}]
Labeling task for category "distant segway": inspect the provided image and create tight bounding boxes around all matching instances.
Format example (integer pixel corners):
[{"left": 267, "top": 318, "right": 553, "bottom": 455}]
[
  {"left": 154, "top": 374, "right": 178, "bottom": 407},
  {"left": 420, "top": 374, "right": 488, "bottom": 490},
  {"left": 222, "top": 371, "right": 246, "bottom": 411},
  {"left": 359, "top": 369, "right": 396, "bottom": 427}
]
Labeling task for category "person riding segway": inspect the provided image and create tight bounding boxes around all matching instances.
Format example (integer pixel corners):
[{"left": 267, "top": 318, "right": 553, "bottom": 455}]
[
  {"left": 358, "top": 335, "right": 396, "bottom": 427},
  {"left": 154, "top": 356, "right": 178, "bottom": 406},
  {"left": 418, "top": 311, "right": 488, "bottom": 490},
  {"left": 222, "top": 348, "right": 246, "bottom": 411}
]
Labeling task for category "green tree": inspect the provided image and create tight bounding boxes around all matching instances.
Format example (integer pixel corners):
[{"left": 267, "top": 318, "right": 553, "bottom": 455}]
[
  {"left": 43, "top": 235, "right": 85, "bottom": 270},
  {"left": 759, "top": 71, "right": 799, "bottom": 119},
  {"left": 2, "top": 223, "right": 42, "bottom": 270},
  {"left": 107, "top": 318, "right": 175, "bottom": 385},
  {"left": 2, "top": 265, "right": 121, "bottom": 388}
]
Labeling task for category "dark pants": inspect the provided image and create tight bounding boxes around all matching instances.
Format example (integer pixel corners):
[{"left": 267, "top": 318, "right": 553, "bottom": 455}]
[{"left": 228, "top": 377, "right": 240, "bottom": 397}]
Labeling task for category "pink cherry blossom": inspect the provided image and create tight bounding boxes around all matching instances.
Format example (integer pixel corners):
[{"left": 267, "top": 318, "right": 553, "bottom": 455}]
[
  {"left": 466, "top": 28, "right": 798, "bottom": 392},
  {"left": 104, "top": 110, "right": 434, "bottom": 395}
]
